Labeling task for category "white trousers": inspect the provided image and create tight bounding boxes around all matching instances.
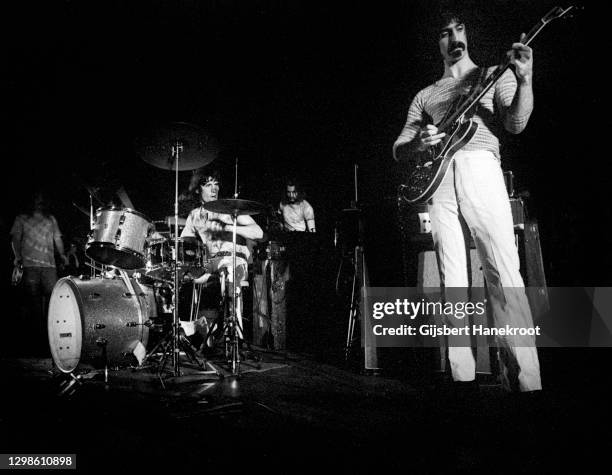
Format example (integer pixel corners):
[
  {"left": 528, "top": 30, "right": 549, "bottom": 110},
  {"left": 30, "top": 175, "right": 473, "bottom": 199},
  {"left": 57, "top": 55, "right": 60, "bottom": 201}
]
[{"left": 428, "top": 150, "right": 541, "bottom": 392}]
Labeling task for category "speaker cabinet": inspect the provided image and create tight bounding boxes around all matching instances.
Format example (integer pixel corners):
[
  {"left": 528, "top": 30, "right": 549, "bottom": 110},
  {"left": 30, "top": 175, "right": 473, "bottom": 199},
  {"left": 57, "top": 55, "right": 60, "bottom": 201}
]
[{"left": 252, "top": 259, "right": 290, "bottom": 350}]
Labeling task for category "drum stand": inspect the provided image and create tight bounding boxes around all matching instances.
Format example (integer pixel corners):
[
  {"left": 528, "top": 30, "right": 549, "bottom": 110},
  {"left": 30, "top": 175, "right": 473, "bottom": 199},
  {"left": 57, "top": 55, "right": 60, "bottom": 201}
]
[
  {"left": 204, "top": 161, "right": 259, "bottom": 375},
  {"left": 143, "top": 321, "right": 218, "bottom": 384},
  {"left": 145, "top": 141, "right": 221, "bottom": 379},
  {"left": 225, "top": 212, "right": 242, "bottom": 374},
  {"left": 201, "top": 266, "right": 260, "bottom": 375},
  {"left": 197, "top": 219, "right": 246, "bottom": 375},
  {"left": 220, "top": 165, "right": 262, "bottom": 375}
]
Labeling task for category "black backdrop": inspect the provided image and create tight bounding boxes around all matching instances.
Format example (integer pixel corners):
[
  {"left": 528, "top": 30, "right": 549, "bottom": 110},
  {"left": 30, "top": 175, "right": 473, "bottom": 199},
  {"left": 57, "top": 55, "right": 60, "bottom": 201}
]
[{"left": 3, "top": 0, "right": 608, "bottom": 287}]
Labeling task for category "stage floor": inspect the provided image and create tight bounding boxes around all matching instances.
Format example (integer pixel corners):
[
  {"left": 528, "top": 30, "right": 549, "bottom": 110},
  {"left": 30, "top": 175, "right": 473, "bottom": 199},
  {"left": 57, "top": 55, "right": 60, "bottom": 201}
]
[{"left": 0, "top": 347, "right": 609, "bottom": 472}]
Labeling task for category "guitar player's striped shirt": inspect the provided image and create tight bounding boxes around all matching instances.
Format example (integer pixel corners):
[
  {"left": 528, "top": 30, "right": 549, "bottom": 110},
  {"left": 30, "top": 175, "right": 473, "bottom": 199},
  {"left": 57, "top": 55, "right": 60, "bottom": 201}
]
[{"left": 393, "top": 66, "right": 531, "bottom": 161}]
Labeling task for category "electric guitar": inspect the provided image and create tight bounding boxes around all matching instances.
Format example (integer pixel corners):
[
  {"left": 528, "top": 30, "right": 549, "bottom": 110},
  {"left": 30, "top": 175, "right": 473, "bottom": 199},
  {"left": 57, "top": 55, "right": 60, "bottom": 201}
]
[{"left": 398, "top": 5, "right": 578, "bottom": 204}]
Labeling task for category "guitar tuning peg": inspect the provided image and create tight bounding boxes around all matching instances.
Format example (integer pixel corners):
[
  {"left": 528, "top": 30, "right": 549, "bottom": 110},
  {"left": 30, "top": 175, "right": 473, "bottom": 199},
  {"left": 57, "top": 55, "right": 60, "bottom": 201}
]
[{"left": 563, "top": 5, "right": 584, "bottom": 19}]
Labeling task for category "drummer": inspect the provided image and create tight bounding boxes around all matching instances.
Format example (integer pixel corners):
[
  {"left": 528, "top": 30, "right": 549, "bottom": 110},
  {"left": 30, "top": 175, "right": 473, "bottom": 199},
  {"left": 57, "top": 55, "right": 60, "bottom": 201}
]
[{"left": 181, "top": 171, "right": 263, "bottom": 285}]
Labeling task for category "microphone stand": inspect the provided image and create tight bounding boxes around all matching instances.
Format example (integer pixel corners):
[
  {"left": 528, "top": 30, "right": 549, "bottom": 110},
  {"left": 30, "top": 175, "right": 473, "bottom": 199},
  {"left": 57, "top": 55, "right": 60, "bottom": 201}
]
[{"left": 344, "top": 164, "right": 379, "bottom": 372}]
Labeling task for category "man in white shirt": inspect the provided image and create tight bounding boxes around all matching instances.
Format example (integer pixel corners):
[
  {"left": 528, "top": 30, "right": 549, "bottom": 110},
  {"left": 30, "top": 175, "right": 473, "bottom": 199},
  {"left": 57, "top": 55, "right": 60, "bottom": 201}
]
[{"left": 278, "top": 181, "right": 315, "bottom": 232}]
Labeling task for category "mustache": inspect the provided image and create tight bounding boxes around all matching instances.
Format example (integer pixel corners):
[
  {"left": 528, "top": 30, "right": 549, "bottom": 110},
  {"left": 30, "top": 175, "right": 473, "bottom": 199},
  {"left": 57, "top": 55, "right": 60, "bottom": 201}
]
[{"left": 448, "top": 41, "right": 466, "bottom": 54}]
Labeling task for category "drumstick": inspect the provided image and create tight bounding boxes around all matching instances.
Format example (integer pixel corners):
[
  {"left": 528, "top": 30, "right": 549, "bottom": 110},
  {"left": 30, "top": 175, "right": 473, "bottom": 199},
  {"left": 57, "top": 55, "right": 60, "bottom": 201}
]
[{"left": 116, "top": 186, "right": 135, "bottom": 209}]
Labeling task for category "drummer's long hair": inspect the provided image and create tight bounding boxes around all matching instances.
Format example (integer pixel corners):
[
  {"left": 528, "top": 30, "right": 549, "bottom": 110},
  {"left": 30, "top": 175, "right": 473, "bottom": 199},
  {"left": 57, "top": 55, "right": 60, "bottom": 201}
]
[
  {"left": 191, "top": 169, "right": 222, "bottom": 194},
  {"left": 181, "top": 169, "right": 223, "bottom": 207}
]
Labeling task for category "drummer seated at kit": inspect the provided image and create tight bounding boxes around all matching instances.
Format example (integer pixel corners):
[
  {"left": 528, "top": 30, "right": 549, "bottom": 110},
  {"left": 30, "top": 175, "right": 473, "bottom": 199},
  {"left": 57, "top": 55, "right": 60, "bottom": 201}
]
[{"left": 181, "top": 172, "right": 263, "bottom": 286}]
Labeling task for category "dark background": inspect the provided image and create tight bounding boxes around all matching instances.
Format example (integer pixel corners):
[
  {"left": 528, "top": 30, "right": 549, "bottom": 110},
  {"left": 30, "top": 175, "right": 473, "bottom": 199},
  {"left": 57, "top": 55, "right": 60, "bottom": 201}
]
[
  {"left": 2, "top": 0, "right": 607, "bottom": 286},
  {"left": 2, "top": 3, "right": 610, "bottom": 468}
]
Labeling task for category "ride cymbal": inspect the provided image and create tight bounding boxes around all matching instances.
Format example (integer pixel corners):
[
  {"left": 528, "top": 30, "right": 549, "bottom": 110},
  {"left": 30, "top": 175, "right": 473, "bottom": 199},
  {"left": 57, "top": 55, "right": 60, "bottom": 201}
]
[
  {"left": 202, "top": 198, "right": 267, "bottom": 216},
  {"left": 135, "top": 122, "right": 219, "bottom": 171}
]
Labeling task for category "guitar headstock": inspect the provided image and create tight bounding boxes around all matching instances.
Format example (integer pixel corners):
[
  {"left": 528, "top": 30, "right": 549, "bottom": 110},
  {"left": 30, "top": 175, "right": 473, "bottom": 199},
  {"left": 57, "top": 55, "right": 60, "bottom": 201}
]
[
  {"left": 520, "top": 5, "right": 581, "bottom": 47},
  {"left": 541, "top": 5, "right": 582, "bottom": 24}
]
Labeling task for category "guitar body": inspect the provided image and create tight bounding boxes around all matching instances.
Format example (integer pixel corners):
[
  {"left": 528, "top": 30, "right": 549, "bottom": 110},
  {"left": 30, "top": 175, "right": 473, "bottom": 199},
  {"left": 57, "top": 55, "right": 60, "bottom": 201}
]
[{"left": 399, "top": 119, "right": 478, "bottom": 204}]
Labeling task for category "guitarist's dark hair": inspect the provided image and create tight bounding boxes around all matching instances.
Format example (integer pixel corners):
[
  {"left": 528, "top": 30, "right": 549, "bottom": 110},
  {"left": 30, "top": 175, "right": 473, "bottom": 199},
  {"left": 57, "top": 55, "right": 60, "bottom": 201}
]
[
  {"left": 436, "top": 8, "right": 464, "bottom": 30},
  {"left": 431, "top": 0, "right": 480, "bottom": 32}
]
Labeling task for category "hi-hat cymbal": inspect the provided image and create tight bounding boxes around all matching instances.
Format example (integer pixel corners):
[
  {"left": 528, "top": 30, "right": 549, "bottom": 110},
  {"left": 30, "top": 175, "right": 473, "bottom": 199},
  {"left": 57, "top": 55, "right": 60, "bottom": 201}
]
[
  {"left": 134, "top": 122, "right": 219, "bottom": 171},
  {"left": 202, "top": 199, "right": 267, "bottom": 216}
]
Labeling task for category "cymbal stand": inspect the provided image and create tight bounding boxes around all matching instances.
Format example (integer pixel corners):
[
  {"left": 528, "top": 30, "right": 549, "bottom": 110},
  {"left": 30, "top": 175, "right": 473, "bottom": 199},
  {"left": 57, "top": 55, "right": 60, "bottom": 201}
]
[
  {"left": 225, "top": 211, "right": 242, "bottom": 374},
  {"left": 218, "top": 157, "right": 254, "bottom": 374},
  {"left": 343, "top": 164, "right": 379, "bottom": 371},
  {"left": 88, "top": 192, "right": 97, "bottom": 279},
  {"left": 223, "top": 157, "right": 241, "bottom": 374},
  {"left": 198, "top": 157, "right": 260, "bottom": 374},
  {"left": 344, "top": 164, "right": 361, "bottom": 360},
  {"left": 345, "top": 245, "right": 360, "bottom": 361},
  {"left": 172, "top": 141, "right": 182, "bottom": 375},
  {"left": 157, "top": 140, "right": 219, "bottom": 378}
]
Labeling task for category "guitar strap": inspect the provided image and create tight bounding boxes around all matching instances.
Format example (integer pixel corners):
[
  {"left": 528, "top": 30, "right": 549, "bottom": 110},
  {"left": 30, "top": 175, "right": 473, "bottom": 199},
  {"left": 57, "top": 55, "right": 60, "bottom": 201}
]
[
  {"left": 440, "top": 67, "right": 488, "bottom": 125},
  {"left": 464, "top": 66, "right": 488, "bottom": 119}
]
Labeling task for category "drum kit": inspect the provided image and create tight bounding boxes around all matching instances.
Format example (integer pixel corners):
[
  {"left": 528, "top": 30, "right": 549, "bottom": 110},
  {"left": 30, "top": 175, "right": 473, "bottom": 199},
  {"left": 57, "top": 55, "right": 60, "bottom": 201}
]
[{"left": 48, "top": 122, "right": 266, "bottom": 379}]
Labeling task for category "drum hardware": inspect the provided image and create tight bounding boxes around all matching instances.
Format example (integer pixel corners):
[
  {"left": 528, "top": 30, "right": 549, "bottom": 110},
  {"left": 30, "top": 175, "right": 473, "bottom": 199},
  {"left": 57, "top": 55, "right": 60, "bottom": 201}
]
[
  {"left": 85, "top": 260, "right": 103, "bottom": 274},
  {"left": 88, "top": 190, "right": 97, "bottom": 278},
  {"left": 344, "top": 207, "right": 360, "bottom": 360},
  {"left": 54, "top": 365, "right": 115, "bottom": 397},
  {"left": 198, "top": 270, "right": 259, "bottom": 372},
  {"left": 202, "top": 159, "right": 267, "bottom": 374},
  {"left": 139, "top": 322, "right": 217, "bottom": 384},
  {"left": 72, "top": 183, "right": 104, "bottom": 278},
  {"left": 134, "top": 271, "right": 173, "bottom": 286},
  {"left": 135, "top": 122, "right": 221, "bottom": 378},
  {"left": 56, "top": 372, "right": 84, "bottom": 397}
]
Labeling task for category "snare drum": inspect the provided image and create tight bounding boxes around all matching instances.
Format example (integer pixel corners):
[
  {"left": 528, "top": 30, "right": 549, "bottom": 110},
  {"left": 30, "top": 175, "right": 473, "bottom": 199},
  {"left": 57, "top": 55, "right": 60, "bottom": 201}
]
[
  {"left": 174, "top": 237, "right": 205, "bottom": 267},
  {"left": 47, "top": 276, "right": 157, "bottom": 373},
  {"left": 86, "top": 207, "right": 153, "bottom": 269},
  {"left": 146, "top": 237, "right": 205, "bottom": 269}
]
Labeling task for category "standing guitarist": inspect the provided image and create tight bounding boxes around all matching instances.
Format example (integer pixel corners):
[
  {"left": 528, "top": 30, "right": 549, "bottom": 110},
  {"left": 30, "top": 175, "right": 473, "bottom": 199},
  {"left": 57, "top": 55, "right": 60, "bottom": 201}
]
[{"left": 393, "top": 9, "right": 541, "bottom": 393}]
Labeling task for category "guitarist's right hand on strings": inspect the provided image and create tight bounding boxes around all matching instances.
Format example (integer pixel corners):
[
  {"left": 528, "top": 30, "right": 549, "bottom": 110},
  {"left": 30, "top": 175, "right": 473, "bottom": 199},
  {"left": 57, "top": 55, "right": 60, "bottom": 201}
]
[{"left": 417, "top": 124, "right": 446, "bottom": 151}]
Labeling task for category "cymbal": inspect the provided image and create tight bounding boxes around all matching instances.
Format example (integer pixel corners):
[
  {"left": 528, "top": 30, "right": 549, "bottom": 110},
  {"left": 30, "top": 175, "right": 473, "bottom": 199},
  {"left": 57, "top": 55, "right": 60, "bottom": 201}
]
[
  {"left": 134, "top": 122, "right": 219, "bottom": 171},
  {"left": 202, "top": 199, "right": 267, "bottom": 216}
]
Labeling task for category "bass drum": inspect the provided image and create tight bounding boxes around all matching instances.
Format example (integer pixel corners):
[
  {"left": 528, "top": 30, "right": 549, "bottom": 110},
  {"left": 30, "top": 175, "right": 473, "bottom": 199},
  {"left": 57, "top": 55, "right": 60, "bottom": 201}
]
[{"left": 47, "top": 276, "right": 157, "bottom": 373}]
